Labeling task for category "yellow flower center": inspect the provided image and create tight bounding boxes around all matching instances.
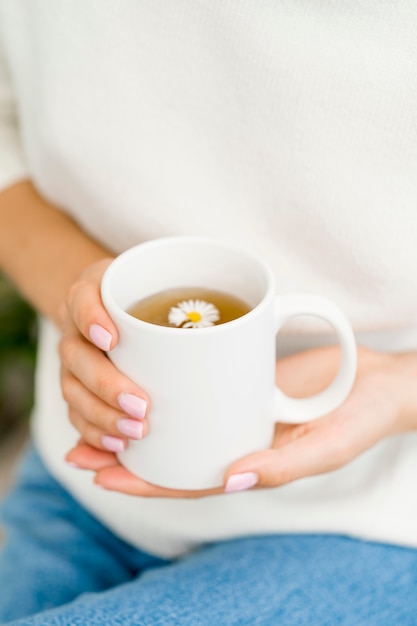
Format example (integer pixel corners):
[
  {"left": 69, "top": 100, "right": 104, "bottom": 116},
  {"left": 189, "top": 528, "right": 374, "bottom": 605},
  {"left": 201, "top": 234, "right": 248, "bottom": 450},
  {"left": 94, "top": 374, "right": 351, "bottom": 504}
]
[{"left": 186, "top": 311, "right": 202, "bottom": 323}]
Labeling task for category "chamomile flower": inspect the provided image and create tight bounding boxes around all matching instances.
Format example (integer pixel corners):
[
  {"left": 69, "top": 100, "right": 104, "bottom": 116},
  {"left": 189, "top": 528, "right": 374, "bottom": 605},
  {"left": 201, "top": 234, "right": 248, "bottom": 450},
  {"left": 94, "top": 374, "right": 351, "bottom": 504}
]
[{"left": 168, "top": 299, "right": 220, "bottom": 328}]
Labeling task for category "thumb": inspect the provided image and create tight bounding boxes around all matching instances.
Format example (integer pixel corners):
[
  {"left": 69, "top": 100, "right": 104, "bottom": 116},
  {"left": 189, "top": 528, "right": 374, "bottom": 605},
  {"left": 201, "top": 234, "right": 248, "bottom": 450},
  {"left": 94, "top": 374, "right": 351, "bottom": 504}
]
[{"left": 223, "top": 429, "right": 344, "bottom": 493}]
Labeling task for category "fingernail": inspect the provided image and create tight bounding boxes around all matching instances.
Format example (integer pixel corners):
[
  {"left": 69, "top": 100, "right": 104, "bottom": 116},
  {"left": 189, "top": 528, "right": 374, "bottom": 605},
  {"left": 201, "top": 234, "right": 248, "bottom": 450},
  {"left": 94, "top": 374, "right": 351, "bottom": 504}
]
[
  {"left": 225, "top": 472, "right": 259, "bottom": 493},
  {"left": 118, "top": 393, "right": 147, "bottom": 419},
  {"left": 89, "top": 324, "right": 112, "bottom": 351},
  {"left": 101, "top": 435, "right": 125, "bottom": 452},
  {"left": 117, "top": 417, "right": 143, "bottom": 439}
]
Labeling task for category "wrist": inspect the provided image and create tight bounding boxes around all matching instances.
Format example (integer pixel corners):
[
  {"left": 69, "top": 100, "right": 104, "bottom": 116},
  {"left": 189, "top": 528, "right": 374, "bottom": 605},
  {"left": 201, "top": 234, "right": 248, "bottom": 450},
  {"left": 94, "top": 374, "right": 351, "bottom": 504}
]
[{"left": 389, "top": 352, "right": 417, "bottom": 432}]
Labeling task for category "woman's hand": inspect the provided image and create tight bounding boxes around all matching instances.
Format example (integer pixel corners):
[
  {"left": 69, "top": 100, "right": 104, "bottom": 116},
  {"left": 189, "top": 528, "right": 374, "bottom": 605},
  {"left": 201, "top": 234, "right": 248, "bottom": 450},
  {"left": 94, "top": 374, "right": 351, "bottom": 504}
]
[
  {"left": 224, "top": 346, "right": 417, "bottom": 492},
  {"left": 59, "top": 258, "right": 151, "bottom": 454},
  {"left": 65, "top": 345, "right": 417, "bottom": 497}
]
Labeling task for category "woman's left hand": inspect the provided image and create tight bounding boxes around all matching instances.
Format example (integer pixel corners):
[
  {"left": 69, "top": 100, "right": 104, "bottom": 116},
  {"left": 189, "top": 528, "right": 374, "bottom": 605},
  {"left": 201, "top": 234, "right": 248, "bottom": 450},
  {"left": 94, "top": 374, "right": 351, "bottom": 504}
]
[{"left": 65, "top": 345, "right": 417, "bottom": 497}]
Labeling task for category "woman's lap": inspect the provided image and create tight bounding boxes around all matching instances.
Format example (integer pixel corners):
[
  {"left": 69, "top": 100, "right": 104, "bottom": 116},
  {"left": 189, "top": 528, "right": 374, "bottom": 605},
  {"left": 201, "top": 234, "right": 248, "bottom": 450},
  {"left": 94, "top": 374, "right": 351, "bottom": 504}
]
[
  {"left": 0, "top": 447, "right": 166, "bottom": 623},
  {"left": 1, "top": 449, "right": 417, "bottom": 626}
]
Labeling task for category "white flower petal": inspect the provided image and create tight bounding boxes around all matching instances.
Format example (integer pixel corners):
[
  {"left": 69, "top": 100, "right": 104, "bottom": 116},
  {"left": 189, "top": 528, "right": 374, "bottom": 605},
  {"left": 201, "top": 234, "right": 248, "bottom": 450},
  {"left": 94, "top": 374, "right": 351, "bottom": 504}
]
[
  {"left": 168, "top": 298, "right": 220, "bottom": 328},
  {"left": 168, "top": 306, "right": 188, "bottom": 326}
]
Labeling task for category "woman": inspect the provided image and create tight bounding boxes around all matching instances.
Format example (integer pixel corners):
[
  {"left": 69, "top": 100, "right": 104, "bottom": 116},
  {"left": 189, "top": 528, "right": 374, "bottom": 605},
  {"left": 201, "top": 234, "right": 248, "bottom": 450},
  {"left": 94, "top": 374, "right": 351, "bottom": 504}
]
[{"left": 0, "top": 2, "right": 416, "bottom": 624}]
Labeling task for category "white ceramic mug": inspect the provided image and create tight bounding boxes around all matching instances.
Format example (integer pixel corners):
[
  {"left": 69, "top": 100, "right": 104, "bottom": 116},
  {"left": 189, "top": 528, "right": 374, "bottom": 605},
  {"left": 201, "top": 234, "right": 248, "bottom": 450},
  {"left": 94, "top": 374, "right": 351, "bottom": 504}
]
[{"left": 101, "top": 236, "right": 357, "bottom": 490}]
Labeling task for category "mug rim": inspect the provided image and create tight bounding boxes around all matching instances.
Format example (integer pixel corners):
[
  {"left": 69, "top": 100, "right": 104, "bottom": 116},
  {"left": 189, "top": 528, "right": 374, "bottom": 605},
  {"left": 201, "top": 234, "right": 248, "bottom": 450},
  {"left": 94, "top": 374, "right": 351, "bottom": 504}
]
[{"left": 101, "top": 236, "right": 276, "bottom": 335}]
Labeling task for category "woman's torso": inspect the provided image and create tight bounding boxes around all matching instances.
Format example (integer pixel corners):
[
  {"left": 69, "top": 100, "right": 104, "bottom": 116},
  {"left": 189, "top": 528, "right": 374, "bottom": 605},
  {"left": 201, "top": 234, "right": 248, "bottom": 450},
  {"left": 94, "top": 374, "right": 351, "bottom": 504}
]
[{"left": 1, "top": 1, "right": 417, "bottom": 557}]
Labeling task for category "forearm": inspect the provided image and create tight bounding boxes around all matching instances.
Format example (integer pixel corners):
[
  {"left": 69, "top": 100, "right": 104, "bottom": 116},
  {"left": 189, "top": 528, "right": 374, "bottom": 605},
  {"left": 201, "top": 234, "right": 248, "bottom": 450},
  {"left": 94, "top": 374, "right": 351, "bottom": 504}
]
[
  {"left": 0, "top": 180, "right": 112, "bottom": 326},
  {"left": 391, "top": 352, "right": 417, "bottom": 432}
]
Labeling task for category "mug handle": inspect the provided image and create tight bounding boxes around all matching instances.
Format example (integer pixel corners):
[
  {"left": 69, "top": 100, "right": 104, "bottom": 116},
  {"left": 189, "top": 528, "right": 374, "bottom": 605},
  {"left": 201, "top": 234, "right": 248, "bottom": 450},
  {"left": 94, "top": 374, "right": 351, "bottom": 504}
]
[{"left": 272, "top": 294, "right": 357, "bottom": 424}]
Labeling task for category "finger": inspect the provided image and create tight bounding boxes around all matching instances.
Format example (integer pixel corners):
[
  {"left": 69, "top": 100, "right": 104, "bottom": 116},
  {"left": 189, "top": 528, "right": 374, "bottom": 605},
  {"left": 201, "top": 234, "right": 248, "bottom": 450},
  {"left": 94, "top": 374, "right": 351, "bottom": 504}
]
[
  {"left": 59, "top": 334, "right": 150, "bottom": 419},
  {"left": 94, "top": 465, "right": 224, "bottom": 499},
  {"left": 62, "top": 371, "right": 149, "bottom": 441},
  {"left": 275, "top": 346, "right": 341, "bottom": 398},
  {"left": 69, "top": 408, "right": 131, "bottom": 452},
  {"left": 224, "top": 422, "right": 353, "bottom": 493},
  {"left": 66, "top": 258, "right": 118, "bottom": 351},
  {"left": 66, "top": 444, "right": 224, "bottom": 498},
  {"left": 65, "top": 443, "right": 119, "bottom": 469},
  {"left": 70, "top": 407, "right": 148, "bottom": 452}
]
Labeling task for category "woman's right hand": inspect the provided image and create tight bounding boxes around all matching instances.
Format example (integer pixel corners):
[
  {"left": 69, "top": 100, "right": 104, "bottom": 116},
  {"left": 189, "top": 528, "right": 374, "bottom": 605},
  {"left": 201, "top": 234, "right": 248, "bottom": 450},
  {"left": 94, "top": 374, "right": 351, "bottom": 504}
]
[{"left": 59, "top": 258, "right": 151, "bottom": 454}]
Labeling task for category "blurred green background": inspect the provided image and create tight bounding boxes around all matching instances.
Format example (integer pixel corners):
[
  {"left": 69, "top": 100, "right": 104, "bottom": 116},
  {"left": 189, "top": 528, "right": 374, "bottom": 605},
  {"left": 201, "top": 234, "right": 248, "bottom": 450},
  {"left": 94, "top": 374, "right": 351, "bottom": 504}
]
[{"left": 0, "top": 274, "right": 37, "bottom": 438}]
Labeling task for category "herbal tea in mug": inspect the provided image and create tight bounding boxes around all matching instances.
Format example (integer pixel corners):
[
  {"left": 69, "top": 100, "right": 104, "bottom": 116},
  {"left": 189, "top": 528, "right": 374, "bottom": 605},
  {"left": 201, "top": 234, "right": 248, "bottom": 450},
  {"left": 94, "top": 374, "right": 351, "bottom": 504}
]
[{"left": 127, "top": 287, "right": 251, "bottom": 328}]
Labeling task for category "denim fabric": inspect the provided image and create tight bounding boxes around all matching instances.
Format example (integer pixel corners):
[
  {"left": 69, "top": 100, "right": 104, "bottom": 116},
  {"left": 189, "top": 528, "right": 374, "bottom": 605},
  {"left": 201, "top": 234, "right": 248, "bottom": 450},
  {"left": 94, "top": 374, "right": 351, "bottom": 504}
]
[{"left": 1, "top": 448, "right": 417, "bottom": 625}]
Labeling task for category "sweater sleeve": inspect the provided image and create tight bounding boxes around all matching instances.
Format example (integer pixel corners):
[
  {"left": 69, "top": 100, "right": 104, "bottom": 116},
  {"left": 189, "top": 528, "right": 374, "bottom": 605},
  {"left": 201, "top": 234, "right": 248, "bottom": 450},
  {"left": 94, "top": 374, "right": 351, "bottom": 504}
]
[{"left": 0, "top": 40, "right": 28, "bottom": 192}]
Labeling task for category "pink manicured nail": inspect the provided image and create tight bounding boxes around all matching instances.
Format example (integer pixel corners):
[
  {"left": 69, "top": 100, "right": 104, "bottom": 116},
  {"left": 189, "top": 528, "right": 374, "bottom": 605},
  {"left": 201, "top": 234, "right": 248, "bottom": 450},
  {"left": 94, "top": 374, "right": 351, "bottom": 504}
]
[
  {"left": 117, "top": 417, "right": 143, "bottom": 439},
  {"left": 89, "top": 324, "right": 112, "bottom": 351},
  {"left": 118, "top": 393, "right": 147, "bottom": 419},
  {"left": 225, "top": 472, "right": 259, "bottom": 493},
  {"left": 101, "top": 435, "right": 125, "bottom": 452}
]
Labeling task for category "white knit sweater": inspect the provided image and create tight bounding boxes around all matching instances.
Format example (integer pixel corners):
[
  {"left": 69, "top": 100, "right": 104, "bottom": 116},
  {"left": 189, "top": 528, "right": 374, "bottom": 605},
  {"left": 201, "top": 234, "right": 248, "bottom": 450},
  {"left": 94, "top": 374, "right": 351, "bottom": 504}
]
[{"left": 1, "top": 1, "right": 417, "bottom": 558}]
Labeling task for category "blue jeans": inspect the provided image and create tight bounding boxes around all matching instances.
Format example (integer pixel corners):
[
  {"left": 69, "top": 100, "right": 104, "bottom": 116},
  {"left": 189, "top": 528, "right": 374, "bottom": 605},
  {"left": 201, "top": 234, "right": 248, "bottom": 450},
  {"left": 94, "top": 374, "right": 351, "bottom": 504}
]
[{"left": 1, "top": 448, "right": 417, "bottom": 625}]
